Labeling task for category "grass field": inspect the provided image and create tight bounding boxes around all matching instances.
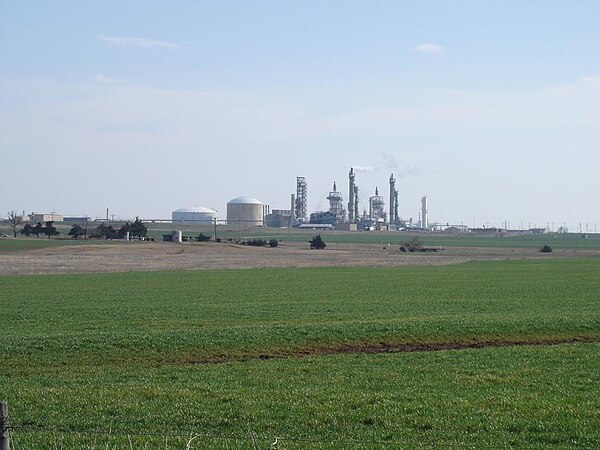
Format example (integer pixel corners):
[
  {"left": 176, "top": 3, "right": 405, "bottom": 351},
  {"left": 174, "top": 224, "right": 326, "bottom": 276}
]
[
  {"left": 2, "top": 259, "right": 599, "bottom": 448},
  {"left": 143, "top": 223, "right": 600, "bottom": 249},
  {"left": 3, "top": 221, "right": 600, "bottom": 253}
]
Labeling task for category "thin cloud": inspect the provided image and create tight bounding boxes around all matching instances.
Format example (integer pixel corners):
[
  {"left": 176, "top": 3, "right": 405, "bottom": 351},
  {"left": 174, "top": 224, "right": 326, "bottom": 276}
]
[
  {"left": 94, "top": 74, "right": 120, "bottom": 84},
  {"left": 413, "top": 43, "right": 444, "bottom": 54},
  {"left": 99, "top": 35, "right": 180, "bottom": 50}
]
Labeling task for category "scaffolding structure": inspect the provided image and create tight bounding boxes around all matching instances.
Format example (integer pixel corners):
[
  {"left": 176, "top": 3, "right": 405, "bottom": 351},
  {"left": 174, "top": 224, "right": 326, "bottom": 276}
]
[
  {"left": 327, "top": 181, "right": 345, "bottom": 222},
  {"left": 369, "top": 187, "right": 386, "bottom": 222},
  {"left": 295, "top": 176, "right": 307, "bottom": 222}
]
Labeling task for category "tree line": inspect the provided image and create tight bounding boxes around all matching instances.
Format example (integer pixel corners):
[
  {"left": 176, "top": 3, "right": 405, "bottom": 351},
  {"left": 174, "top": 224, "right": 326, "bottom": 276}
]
[{"left": 5, "top": 210, "right": 148, "bottom": 240}]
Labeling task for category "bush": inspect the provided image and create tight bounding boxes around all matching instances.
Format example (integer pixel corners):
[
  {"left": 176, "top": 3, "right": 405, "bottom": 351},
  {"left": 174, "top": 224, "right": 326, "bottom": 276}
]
[
  {"left": 401, "top": 236, "right": 422, "bottom": 252},
  {"left": 309, "top": 234, "right": 326, "bottom": 249},
  {"left": 195, "top": 233, "right": 212, "bottom": 242},
  {"left": 540, "top": 245, "right": 553, "bottom": 253},
  {"left": 245, "top": 239, "right": 267, "bottom": 247},
  {"left": 269, "top": 239, "right": 279, "bottom": 248}
]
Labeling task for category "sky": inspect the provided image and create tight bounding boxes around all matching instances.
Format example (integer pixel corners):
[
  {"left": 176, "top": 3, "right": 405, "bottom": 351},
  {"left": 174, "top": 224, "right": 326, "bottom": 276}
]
[{"left": 1, "top": 0, "right": 599, "bottom": 230}]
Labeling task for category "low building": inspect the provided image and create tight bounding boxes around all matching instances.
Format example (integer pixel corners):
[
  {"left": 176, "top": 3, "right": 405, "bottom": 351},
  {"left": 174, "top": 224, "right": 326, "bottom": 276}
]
[
  {"left": 309, "top": 211, "right": 337, "bottom": 226},
  {"left": 265, "top": 209, "right": 291, "bottom": 228},
  {"left": 64, "top": 216, "right": 91, "bottom": 223},
  {"left": 298, "top": 223, "right": 334, "bottom": 230},
  {"left": 30, "top": 213, "right": 64, "bottom": 223}
]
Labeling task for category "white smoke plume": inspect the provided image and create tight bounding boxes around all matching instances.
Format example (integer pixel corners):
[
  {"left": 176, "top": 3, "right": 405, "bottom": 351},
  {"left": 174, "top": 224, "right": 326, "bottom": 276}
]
[
  {"left": 352, "top": 153, "right": 423, "bottom": 177},
  {"left": 352, "top": 152, "right": 397, "bottom": 173}
]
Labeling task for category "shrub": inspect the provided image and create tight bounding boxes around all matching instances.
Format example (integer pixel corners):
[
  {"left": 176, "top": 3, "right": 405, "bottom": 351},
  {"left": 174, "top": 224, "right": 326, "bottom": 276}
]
[
  {"left": 195, "top": 233, "right": 212, "bottom": 242},
  {"left": 540, "top": 245, "right": 553, "bottom": 253},
  {"left": 269, "top": 239, "right": 279, "bottom": 248},
  {"left": 309, "top": 235, "right": 326, "bottom": 249},
  {"left": 245, "top": 239, "right": 267, "bottom": 247},
  {"left": 401, "top": 236, "right": 422, "bottom": 252}
]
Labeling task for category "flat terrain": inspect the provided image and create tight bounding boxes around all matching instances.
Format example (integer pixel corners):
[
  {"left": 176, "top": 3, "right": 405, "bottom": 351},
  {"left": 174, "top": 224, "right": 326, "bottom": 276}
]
[
  {"left": 1, "top": 239, "right": 599, "bottom": 275},
  {"left": 2, "top": 260, "right": 599, "bottom": 448}
]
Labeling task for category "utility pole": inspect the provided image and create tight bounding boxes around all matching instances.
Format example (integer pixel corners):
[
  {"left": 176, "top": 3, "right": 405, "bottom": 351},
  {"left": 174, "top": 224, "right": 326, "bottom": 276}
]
[{"left": 1, "top": 401, "right": 10, "bottom": 450}]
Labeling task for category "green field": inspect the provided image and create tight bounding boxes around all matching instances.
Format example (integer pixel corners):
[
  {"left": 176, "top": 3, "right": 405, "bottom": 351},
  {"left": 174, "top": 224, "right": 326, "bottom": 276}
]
[
  {"left": 2, "top": 229, "right": 600, "bottom": 254},
  {"left": 143, "top": 223, "right": 600, "bottom": 249},
  {"left": 2, "top": 259, "right": 599, "bottom": 448}
]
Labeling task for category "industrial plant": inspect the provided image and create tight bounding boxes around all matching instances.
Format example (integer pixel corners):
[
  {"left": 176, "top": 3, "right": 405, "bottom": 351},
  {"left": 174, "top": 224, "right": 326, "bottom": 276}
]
[
  {"left": 251, "top": 166, "right": 435, "bottom": 232},
  {"left": 166, "top": 166, "right": 437, "bottom": 232}
]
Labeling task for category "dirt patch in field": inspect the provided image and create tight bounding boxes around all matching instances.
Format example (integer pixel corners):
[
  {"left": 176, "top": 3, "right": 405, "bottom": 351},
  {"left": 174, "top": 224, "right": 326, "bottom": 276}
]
[
  {"left": 0, "top": 240, "right": 598, "bottom": 275},
  {"left": 182, "top": 336, "right": 600, "bottom": 365}
]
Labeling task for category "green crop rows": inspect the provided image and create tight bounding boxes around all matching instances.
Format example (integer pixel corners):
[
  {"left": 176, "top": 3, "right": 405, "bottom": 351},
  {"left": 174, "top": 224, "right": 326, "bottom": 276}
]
[{"left": 2, "top": 259, "right": 599, "bottom": 448}]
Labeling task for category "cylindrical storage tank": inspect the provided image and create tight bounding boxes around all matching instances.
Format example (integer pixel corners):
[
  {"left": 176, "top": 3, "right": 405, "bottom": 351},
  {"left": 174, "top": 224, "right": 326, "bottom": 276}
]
[
  {"left": 171, "top": 230, "right": 182, "bottom": 243},
  {"left": 227, "top": 197, "right": 264, "bottom": 226},
  {"left": 172, "top": 207, "right": 217, "bottom": 224}
]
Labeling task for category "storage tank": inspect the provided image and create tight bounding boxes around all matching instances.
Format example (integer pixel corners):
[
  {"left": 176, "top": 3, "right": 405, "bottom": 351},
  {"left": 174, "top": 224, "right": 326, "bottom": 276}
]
[
  {"left": 227, "top": 196, "right": 264, "bottom": 226},
  {"left": 172, "top": 207, "right": 217, "bottom": 224}
]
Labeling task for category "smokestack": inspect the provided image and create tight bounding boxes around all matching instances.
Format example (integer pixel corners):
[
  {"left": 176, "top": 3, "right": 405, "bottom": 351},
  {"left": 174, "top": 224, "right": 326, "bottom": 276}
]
[
  {"left": 290, "top": 193, "right": 296, "bottom": 227},
  {"left": 354, "top": 185, "right": 359, "bottom": 222},
  {"left": 421, "top": 195, "right": 428, "bottom": 229},
  {"left": 348, "top": 168, "right": 355, "bottom": 222},
  {"left": 389, "top": 174, "right": 396, "bottom": 225}
]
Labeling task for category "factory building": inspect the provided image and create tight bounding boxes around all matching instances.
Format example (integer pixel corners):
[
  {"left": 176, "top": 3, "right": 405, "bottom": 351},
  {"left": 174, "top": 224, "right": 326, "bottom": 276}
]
[
  {"left": 227, "top": 196, "right": 265, "bottom": 226},
  {"left": 172, "top": 207, "right": 217, "bottom": 224}
]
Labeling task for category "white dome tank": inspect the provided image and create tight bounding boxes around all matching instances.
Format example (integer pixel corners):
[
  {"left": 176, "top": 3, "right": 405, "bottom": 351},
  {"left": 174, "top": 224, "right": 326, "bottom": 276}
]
[{"left": 172, "top": 207, "right": 217, "bottom": 224}]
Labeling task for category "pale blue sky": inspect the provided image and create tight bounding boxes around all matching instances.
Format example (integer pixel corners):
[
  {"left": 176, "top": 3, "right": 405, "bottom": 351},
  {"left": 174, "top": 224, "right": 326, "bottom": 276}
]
[{"left": 1, "top": 0, "right": 599, "bottom": 229}]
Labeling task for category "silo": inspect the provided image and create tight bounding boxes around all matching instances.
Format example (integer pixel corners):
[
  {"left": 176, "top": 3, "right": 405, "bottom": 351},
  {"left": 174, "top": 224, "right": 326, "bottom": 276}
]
[
  {"left": 227, "top": 197, "right": 264, "bottom": 226},
  {"left": 172, "top": 207, "right": 217, "bottom": 224}
]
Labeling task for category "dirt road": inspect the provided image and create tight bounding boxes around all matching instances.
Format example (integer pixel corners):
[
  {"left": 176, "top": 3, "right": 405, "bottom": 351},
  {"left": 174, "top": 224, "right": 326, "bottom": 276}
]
[{"left": 2, "top": 240, "right": 592, "bottom": 275}]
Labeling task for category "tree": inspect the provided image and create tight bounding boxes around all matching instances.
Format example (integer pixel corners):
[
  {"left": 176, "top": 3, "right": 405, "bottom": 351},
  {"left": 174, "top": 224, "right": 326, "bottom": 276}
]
[
  {"left": 7, "top": 210, "right": 22, "bottom": 237},
  {"left": 20, "top": 223, "right": 33, "bottom": 237},
  {"left": 68, "top": 223, "right": 86, "bottom": 239},
  {"left": 400, "top": 236, "right": 422, "bottom": 252},
  {"left": 309, "top": 234, "right": 326, "bottom": 249},
  {"left": 91, "top": 223, "right": 119, "bottom": 239},
  {"left": 43, "top": 221, "right": 60, "bottom": 239},
  {"left": 129, "top": 217, "right": 147, "bottom": 238},
  {"left": 117, "top": 222, "right": 130, "bottom": 239},
  {"left": 32, "top": 222, "right": 44, "bottom": 238}
]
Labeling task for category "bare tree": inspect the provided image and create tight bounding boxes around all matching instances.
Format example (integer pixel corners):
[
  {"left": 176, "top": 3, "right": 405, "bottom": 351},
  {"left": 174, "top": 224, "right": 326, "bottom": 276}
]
[{"left": 7, "top": 210, "right": 23, "bottom": 237}]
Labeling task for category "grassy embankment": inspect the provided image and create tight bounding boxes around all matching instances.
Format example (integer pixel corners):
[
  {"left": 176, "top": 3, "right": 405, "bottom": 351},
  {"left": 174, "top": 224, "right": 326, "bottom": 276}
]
[{"left": 1, "top": 259, "right": 599, "bottom": 448}]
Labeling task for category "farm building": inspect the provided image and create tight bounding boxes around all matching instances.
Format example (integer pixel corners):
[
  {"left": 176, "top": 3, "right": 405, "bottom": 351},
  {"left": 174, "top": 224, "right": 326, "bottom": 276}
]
[
  {"left": 227, "top": 197, "right": 265, "bottom": 226},
  {"left": 172, "top": 207, "right": 217, "bottom": 224}
]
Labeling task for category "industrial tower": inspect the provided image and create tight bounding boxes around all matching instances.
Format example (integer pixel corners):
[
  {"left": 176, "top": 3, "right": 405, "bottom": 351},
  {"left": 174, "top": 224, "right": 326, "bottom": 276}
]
[
  {"left": 348, "top": 168, "right": 356, "bottom": 222},
  {"left": 389, "top": 173, "right": 399, "bottom": 224},
  {"left": 327, "top": 181, "right": 345, "bottom": 222},
  {"left": 421, "top": 195, "right": 428, "bottom": 229},
  {"left": 295, "top": 176, "right": 308, "bottom": 222},
  {"left": 369, "top": 187, "right": 386, "bottom": 221}
]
